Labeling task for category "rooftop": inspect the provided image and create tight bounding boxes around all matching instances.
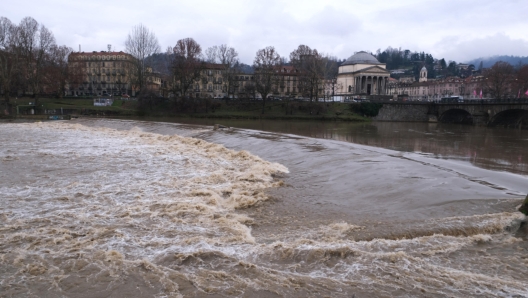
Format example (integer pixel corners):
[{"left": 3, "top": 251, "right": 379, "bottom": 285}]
[{"left": 342, "top": 51, "right": 382, "bottom": 66}]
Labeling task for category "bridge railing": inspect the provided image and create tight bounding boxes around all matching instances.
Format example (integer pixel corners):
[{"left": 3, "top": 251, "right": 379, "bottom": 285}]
[{"left": 359, "top": 98, "right": 528, "bottom": 105}]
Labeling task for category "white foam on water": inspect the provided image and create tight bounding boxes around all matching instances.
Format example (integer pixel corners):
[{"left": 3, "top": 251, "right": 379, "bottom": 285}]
[{"left": 1, "top": 121, "right": 527, "bottom": 297}]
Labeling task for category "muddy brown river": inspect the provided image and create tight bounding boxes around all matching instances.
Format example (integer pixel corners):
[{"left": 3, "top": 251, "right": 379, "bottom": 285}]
[{"left": 1, "top": 118, "right": 527, "bottom": 297}]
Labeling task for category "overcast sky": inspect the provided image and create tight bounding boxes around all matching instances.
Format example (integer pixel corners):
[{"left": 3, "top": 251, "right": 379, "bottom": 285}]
[{"left": 3, "top": 0, "right": 528, "bottom": 64}]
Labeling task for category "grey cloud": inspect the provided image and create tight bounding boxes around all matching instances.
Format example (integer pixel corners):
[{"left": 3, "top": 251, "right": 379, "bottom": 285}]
[
  {"left": 434, "top": 33, "right": 528, "bottom": 62},
  {"left": 2, "top": 0, "right": 528, "bottom": 65},
  {"left": 308, "top": 6, "right": 362, "bottom": 37}
]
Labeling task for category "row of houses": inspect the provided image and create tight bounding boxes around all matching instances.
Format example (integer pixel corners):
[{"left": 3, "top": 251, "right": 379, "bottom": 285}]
[
  {"left": 386, "top": 67, "right": 490, "bottom": 101},
  {"left": 65, "top": 49, "right": 515, "bottom": 101},
  {"left": 331, "top": 52, "right": 503, "bottom": 102},
  {"left": 67, "top": 50, "right": 331, "bottom": 100}
]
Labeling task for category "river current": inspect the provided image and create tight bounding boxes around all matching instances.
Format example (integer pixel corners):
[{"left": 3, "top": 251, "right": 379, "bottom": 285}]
[{"left": 1, "top": 118, "right": 527, "bottom": 297}]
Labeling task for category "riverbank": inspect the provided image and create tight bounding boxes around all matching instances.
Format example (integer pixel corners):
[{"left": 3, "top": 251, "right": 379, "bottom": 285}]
[{"left": 6, "top": 97, "right": 372, "bottom": 122}]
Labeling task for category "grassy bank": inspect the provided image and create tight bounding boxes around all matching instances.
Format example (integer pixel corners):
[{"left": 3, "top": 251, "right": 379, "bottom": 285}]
[
  {"left": 10, "top": 97, "right": 138, "bottom": 116},
  {"left": 8, "top": 97, "right": 373, "bottom": 122}
]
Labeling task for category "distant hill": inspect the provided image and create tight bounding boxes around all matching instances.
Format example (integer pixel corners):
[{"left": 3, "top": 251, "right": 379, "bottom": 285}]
[
  {"left": 238, "top": 63, "right": 254, "bottom": 74},
  {"left": 466, "top": 55, "right": 528, "bottom": 69}
]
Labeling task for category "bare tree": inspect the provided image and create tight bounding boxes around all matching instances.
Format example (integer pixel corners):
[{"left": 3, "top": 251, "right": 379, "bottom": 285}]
[
  {"left": 205, "top": 44, "right": 240, "bottom": 99},
  {"left": 516, "top": 65, "right": 528, "bottom": 97},
  {"left": 16, "top": 17, "right": 56, "bottom": 104},
  {"left": 290, "top": 45, "right": 326, "bottom": 101},
  {"left": 66, "top": 52, "right": 88, "bottom": 96},
  {"left": 253, "top": 46, "right": 281, "bottom": 113},
  {"left": 43, "top": 45, "right": 72, "bottom": 98},
  {"left": 0, "top": 17, "right": 18, "bottom": 107},
  {"left": 17, "top": 17, "right": 39, "bottom": 96},
  {"left": 205, "top": 46, "right": 218, "bottom": 63},
  {"left": 484, "top": 61, "right": 514, "bottom": 99},
  {"left": 320, "top": 55, "right": 340, "bottom": 102},
  {"left": 125, "top": 24, "right": 160, "bottom": 94},
  {"left": 168, "top": 38, "right": 204, "bottom": 98}
]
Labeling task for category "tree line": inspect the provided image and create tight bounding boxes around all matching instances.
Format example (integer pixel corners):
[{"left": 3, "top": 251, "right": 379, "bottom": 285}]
[
  {"left": 125, "top": 23, "right": 341, "bottom": 113},
  {"left": 374, "top": 47, "right": 471, "bottom": 80},
  {"left": 2, "top": 17, "right": 527, "bottom": 113},
  {"left": 0, "top": 16, "right": 72, "bottom": 106}
]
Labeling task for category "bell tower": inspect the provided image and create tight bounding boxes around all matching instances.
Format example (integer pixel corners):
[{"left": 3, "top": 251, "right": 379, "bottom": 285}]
[{"left": 419, "top": 66, "right": 428, "bottom": 82}]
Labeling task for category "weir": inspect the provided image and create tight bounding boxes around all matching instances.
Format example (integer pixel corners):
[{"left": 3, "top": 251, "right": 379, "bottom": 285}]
[{"left": 1, "top": 119, "right": 527, "bottom": 297}]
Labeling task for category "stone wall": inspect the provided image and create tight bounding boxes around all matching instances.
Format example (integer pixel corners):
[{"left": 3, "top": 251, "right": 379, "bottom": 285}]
[{"left": 374, "top": 104, "right": 430, "bottom": 122}]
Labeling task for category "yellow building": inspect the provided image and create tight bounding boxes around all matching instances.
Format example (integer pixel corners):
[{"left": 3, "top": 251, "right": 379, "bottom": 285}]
[{"left": 67, "top": 51, "right": 135, "bottom": 96}]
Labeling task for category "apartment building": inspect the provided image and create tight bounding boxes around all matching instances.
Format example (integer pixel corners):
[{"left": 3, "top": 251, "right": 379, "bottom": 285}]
[{"left": 67, "top": 51, "right": 135, "bottom": 96}]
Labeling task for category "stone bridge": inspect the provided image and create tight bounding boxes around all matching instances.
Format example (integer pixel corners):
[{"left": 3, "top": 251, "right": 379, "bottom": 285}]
[{"left": 374, "top": 101, "right": 528, "bottom": 129}]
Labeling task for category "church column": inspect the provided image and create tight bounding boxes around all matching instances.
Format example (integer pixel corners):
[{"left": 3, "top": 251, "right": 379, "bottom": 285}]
[{"left": 362, "top": 76, "right": 366, "bottom": 93}]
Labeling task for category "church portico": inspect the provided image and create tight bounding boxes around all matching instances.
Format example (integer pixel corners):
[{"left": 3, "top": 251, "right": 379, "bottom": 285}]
[{"left": 336, "top": 51, "right": 390, "bottom": 100}]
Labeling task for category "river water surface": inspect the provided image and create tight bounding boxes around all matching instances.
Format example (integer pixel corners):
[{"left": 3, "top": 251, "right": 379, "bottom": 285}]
[{"left": 1, "top": 118, "right": 527, "bottom": 297}]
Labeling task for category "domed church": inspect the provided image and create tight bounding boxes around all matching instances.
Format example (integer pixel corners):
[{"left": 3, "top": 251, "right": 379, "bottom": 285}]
[{"left": 336, "top": 51, "right": 390, "bottom": 98}]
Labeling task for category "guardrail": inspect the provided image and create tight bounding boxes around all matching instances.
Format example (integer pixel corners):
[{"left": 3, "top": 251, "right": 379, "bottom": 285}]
[{"left": 347, "top": 98, "right": 528, "bottom": 105}]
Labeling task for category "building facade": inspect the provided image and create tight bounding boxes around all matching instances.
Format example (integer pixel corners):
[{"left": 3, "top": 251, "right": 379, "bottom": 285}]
[
  {"left": 67, "top": 51, "right": 136, "bottom": 96},
  {"left": 387, "top": 67, "right": 490, "bottom": 101},
  {"left": 335, "top": 51, "right": 390, "bottom": 100}
]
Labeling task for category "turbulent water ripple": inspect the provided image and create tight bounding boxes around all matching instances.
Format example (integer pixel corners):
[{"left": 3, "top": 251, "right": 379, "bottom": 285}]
[{"left": 0, "top": 121, "right": 527, "bottom": 298}]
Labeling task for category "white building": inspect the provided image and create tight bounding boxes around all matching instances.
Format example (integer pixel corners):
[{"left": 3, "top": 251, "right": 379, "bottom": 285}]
[{"left": 335, "top": 51, "right": 390, "bottom": 100}]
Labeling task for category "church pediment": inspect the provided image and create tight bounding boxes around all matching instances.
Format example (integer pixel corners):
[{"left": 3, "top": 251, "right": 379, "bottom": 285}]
[
  {"left": 339, "top": 65, "right": 390, "bottom": 76},
  {"left": 359, "top": 66, "right": 390, "bottom": 74}
]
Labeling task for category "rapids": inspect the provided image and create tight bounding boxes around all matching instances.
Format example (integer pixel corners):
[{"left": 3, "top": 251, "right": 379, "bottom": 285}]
[{"left": 0, "top": 119, "right": 527, "bottom": 297}]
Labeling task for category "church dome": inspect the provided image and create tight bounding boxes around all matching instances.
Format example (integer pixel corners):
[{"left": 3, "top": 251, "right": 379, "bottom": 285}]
[
  {"left": 343, "top": 51, "right": 381, "bottom": 65},
  {"left": 421, "top": 66, "right": 427, "bottom": 71}
]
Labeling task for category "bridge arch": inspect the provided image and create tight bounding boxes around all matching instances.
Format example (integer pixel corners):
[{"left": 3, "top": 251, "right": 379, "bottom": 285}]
[
  {"left": 488, "top": 109, "right": 528, "bottom": 129},
  {"left": 439, "top": 109, "right": 473, "bottom": 124}
]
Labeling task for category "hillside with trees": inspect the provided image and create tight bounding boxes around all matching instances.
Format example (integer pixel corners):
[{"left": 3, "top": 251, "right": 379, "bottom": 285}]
[
  {"left": 373, "top": 47, "right": 468, "bottom": 80},
  {"left": 466, "top": 55, "right": 528, "bottom": 69}
]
